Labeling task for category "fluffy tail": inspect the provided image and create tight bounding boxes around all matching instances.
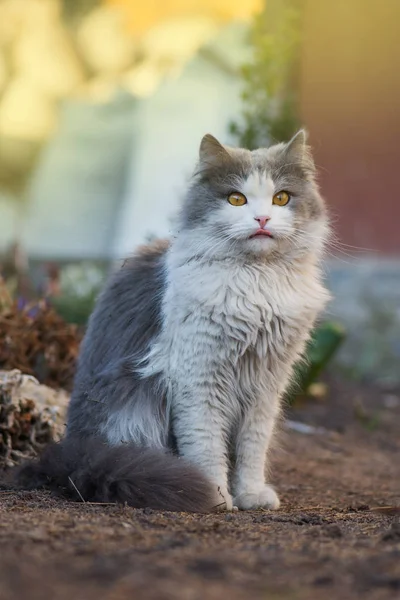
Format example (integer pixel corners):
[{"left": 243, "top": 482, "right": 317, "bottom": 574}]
[{"left": 16, "top": 438, "right": 216, "bottom": 512}]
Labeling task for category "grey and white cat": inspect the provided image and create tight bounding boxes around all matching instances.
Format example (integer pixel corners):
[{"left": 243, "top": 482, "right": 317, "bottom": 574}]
[{"left": 19, "top": 130, "right": 330, "bottom": 512}]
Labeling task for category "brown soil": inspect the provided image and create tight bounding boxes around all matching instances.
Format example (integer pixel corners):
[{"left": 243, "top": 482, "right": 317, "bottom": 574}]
[{"left": 1, "top": 378, "right": 399, "bottom": 600}]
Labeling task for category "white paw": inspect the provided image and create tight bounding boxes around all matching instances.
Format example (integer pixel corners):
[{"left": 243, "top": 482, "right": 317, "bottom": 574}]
[
  {"left": 213, "top": 485, "right": 234, "bottom": 511},
  {"left": 233, "top": 485, "right": 280, "bottom": 510}
]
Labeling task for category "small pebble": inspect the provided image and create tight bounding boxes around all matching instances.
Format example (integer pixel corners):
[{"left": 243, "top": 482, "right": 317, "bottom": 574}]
[{"left": 225, "top": 513, "right": 236, "bottom": 522}]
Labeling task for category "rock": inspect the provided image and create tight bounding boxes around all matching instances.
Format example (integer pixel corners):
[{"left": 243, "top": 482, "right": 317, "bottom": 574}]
[{"left": 0, "top": 369, "right": 68, "bottom": 467}]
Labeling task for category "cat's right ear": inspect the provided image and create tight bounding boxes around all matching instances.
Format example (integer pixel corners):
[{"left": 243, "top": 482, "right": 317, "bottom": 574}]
[{"left": 199, "top": 134, "right": 231, "bottom": 168}]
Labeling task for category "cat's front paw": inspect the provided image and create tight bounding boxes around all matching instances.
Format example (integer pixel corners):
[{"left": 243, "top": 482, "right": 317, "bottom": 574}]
[
  {"left": 233, "top": 485, "right": 280, "bottom": 510},
  {"left": 213, "top": 485, "right": 234, "bottom": 511}
]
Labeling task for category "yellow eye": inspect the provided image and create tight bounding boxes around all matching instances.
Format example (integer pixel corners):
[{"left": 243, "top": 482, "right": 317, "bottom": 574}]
[
  {"left": 227, "top": 192, "right": 247, "bottom": 206},
  {"left": 273, "top": 191, "right": 291, "bottom": 206}
]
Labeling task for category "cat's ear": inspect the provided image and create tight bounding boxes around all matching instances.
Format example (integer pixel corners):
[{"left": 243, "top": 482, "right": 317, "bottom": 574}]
[
  {"left": 285, "top": 129, "right": 307, "bottom": 158},
  {"left": 199, "top": 134, "right": 231, "bottom": 167},
  {"left": 284, "top": 129, "right": 316, "bottom": 175}
]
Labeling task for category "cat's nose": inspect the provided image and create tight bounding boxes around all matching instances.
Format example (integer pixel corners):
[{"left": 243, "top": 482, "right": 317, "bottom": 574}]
[{"left": 254, "top": 216, "right": 270, "bottom": 229}]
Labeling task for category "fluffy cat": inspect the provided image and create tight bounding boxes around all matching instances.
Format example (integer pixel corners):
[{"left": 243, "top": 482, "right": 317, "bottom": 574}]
[{"left": 18, "top": 130, "right": 330, "bottom": 512}]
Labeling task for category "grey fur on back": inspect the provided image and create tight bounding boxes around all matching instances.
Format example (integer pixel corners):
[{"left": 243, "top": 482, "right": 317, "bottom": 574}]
[{"left": 67, "top": 240, "right": 170, "bottom": 447}]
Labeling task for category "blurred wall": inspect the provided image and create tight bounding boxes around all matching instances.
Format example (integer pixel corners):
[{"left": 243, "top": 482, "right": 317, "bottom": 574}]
[
  {"left": 22, "top": 95, "right": 135, "bottom": 261},
  {"left": 300, "top": 0, "right": 400, "bottom": 255}
]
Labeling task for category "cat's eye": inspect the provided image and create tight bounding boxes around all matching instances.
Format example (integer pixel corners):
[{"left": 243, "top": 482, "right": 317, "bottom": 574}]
[
  {"left": 273, "top": 191, "right": 291, "bottom": 206},
  {"left": 228, "top": 192, "right": 247, "bottom": 206}
]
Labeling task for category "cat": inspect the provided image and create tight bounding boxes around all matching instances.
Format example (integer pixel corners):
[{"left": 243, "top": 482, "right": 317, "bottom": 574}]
[{"left": 18, "top": 130, "right": 330, "bottom": 512}]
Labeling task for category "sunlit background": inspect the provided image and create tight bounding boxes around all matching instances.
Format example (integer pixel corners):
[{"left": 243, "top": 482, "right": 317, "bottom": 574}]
[{"left": 0, "top": 0, "right": 399, "bottom": 385}]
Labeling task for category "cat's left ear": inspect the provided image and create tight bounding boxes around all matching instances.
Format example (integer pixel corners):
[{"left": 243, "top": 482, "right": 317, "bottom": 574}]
[
  {"left": 286, "top": 129, "right": 307, "bottom": 156},
  {"left": 285, "top": 129, "right": 316, "bottom": 174},
  {"left": 199, "top": 134, "right": 231, "bottom": 168}
]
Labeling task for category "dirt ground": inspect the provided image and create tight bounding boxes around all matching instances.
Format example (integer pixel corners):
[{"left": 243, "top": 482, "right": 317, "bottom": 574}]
[{"left": 0, "top": 378, "right": 399, "bottom": 600}]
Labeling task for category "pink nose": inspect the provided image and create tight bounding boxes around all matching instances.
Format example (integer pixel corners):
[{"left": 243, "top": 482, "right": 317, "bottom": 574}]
[{"left": 254, "top": 216, "right": 270, "bottom": 229}]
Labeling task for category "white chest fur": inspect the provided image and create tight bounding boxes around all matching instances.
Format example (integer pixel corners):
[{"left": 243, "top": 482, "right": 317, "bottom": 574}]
[
  {"left": 165, "top": 256, "right": 328, "bottom": 352},
  {"left": 141, "top": 252, "right": 330, "bottom": 410}
]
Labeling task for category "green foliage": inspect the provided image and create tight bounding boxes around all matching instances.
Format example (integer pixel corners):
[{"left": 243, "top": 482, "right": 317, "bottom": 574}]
[
  {"left": 49, "top": 262, "right": 105, "bottom": 326},
  {"left": 230, "top": 0, "right": 303, "bottom": 149},
  {"left": 286, "top": 322, "right": 346, "bottom": 404},
  {"left": 50, "top": 292, "right": 97, "bottom": 327}
]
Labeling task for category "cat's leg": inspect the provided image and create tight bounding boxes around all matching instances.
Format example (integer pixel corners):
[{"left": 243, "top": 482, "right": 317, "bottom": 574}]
[
  {"left": 172, "top": 385, "right": 233, "bottom": 510},
  {"left": 232, "top": 398, "right": 281, "bottom": 510}
]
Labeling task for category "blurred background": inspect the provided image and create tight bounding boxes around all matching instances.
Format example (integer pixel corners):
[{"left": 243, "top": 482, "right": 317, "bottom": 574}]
[{"left": 0, "top": 0, "right": 399, "bottom": 387}]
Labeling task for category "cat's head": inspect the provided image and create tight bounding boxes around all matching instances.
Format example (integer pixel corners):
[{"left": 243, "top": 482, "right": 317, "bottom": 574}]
[{"left": 179, "top": 130, "right": 329, "bottom": 261}]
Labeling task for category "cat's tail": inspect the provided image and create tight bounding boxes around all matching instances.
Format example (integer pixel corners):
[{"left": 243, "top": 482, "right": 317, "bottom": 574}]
[{"left": 15, "top": 437, "right": 217, "bottom": 512}]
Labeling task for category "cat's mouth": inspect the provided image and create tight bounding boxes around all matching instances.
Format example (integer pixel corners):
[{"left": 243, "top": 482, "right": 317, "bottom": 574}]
[{"left": 249, "top": 229, "right": 274, "bottom": 239}]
